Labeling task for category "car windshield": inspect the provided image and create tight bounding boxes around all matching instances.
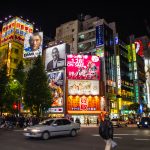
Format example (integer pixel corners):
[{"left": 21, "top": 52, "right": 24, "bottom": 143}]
[{"left": 39, "top": 119, "right": 54, "bottom": 125}]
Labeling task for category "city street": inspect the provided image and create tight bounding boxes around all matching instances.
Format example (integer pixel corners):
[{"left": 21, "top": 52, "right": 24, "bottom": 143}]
[{"left": 0, "top": 126, "right": 150, "bottom": 150}]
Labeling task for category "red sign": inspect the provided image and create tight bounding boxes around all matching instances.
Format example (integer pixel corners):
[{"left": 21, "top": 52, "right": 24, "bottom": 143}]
[
  {"left": 67, "top": 55, "right": 100, "bottom": 80},
  {"left": 135, "top": 40, "right": 144, "bottom": 57}
]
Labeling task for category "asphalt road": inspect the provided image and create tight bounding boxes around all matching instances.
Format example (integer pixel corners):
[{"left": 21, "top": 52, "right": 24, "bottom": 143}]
[{"left": 0, "top": 126, "right": 150, "bottom": 150}]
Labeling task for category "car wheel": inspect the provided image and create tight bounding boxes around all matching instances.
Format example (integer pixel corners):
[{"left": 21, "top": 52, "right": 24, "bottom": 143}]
[
  {"left": 70, "top": 129, "right": 77, "bottom": 137},
  {"left": 42, "top": 131, "right": 49, "bottom": 140}
]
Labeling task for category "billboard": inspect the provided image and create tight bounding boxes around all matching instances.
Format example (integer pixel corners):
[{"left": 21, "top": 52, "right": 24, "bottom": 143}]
[
  {"left": 23, "top": 32, "right": 43, "bottom": 58},
  {"left": 67, "top": 95, "right": 100, "bottom": 112},
  {"left": 47, "top": 70, "right": 64, "bottom": 111},
  {"left": 45, "top": 43, "right": 66, "bottom": 70},
  {"left": 67, "top": 55, "right": 100, "bottom": 80},
  {"left": 1, "top": 17, "right": 33, "bottom": 45},
  {"left": 68, "top": 80, "right": 99, "bottom": 95}
]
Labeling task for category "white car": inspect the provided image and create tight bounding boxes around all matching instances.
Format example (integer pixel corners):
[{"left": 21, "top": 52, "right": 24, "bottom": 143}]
[{"left": 23, "top": 118, "right": 80, "bottom": 140}]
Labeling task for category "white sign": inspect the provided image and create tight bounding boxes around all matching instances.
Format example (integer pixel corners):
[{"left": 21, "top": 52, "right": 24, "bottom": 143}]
[{"left": 68, "top": 80, "right": 99, "bottom": 95}]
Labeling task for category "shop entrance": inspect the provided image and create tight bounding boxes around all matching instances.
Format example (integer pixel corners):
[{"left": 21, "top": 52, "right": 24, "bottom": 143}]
[{"left": 72, "top": 115, "right": 98, "bottom": 125}]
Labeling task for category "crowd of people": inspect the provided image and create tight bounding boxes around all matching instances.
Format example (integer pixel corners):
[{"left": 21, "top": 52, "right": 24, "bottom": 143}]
[{"left": 0, "top": 114, "right": 42, "bottom": 129}]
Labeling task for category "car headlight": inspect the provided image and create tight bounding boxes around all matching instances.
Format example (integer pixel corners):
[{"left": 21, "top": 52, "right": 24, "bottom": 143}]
[
  {"left": 31, "top": 129, "right": 41, "bottom": 132},
  {"left": 144, "top": 122, "right": 148, "bottom": 125},
  {"left": 24, "top": 128, "right": 27, "bottom": 131},
  {"left": 137, "top": 122, "right": 139, "bottom": 125}
]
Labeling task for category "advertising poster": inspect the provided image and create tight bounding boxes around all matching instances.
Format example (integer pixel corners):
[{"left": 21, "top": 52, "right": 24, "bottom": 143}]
[
  {"left": 67, "top": 55, "right": 100, "bottom": 80},
  {"left": 23, "top": 32, "right": 43, "bottom": 58},
  {"left": 45, "top": 43, "right": 66, "bottom": 70},
  {"left": 47, "top": 70, "right": 64, "bottom": 112},
  {"left": 67, "top": 96, "right": 100, "bottom": 112},
  {"left": 68, "top": 80, "right": 99, "bottom": 95}
]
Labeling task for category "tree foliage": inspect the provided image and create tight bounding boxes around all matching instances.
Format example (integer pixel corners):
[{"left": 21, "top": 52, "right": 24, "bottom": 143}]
[
  {"left": 3, "top": 77, "right": 21, "bottom": 113},
  {"left": 13, "top": 60, "right": 26, "bottom": 85},
  {"left": 0, "top": 64, "right": 9, "bottom": 115},
  {"left": 24, "top": 56, "right": 52, "bottom": 117}
]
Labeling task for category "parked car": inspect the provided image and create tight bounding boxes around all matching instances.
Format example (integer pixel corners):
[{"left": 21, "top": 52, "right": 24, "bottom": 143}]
[
  {"left": 111, "top": 118, "right": 128, "bottom": 127},
  {"left": 137, "top": 117, "right": 150, "bottom": 128},
  {"left": 23, "top": 118, "right": 80, "bottom": 140}
]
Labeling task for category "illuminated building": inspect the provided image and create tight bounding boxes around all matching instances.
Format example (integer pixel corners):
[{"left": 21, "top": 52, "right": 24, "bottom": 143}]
[
  {"left": 115, "top": 40, "right": 134, "bottom": 118},
  {"left": 129, "top": 35, "right": 146, "bottom": 114},
  {"left": 0, "top": 16, "right": 33, "bottom": 76},
  {"left": 54, "top": 15, "right": 117, "bottom": 120}
]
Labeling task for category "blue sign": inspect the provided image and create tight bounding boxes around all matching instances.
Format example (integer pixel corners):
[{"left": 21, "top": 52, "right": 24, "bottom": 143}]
[{"left": 96, "top": 25, "right": 104, "bottom": 46}]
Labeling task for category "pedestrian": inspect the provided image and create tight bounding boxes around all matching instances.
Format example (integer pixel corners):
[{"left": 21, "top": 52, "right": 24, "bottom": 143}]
[
  {"left": 99, "top": 114, "right": 117, "bottom": 150},
  {"left": 97, "top": 117, "right": 99, "bottom": 126},
  {"left": 86, "top": 118, "right": 90, "bottom": 126}
]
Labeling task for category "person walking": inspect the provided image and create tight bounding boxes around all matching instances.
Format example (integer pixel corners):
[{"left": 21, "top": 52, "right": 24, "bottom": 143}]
[{"left": 99, "top": 114, "right": 117, "bottom": 150}]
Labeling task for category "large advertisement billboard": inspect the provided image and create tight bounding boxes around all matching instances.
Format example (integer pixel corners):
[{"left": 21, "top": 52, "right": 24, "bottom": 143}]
[
  {"left": 67, "top": 55, "right": 100, "bottom": 80},
  {"left": 47, "top": 70, "right": 64, "bottom": 113},
  {"left": 1, "top": 17, "right": 33, "bottom": 45},
  {"left": 68, "top": 80, "right": 99, "bottom": 95},
  {"left": 23, "top": 32, "right": 43, "bottom": 58},
  {"left": 67, "top": 95, "right": 101, "bottom": 113},
  {"left": 45, "top": 43, "right": 66, "bottom": 71}
]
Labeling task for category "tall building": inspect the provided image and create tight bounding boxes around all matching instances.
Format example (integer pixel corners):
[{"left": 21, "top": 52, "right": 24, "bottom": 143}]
[
  {"left": 115, "top": 40, "right": 134, "bottom": 118},
  {"left": 129, "top": 35, "right": 146, "bottom": 114},
  {"left": 134, "top": 36, "right": 150, "bottom": 109},
  {"left": 55, "top": 15, "right": 118, "bottom": 119},
  {"left": 0, "top": 16, "right": 33, "bottom": 76},
  {"left": 55, "top": 20, "right": 79, "bottom": 54}
]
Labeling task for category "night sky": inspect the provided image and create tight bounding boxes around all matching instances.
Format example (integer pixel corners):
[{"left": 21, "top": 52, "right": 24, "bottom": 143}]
[{"left": 0, "top": 0, "right": 150, "bottom": 42}]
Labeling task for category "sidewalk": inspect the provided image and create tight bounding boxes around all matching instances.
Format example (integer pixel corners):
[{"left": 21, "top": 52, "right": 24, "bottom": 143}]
[
  {"left": 81, "top": 124, "right": 137, "bottom": 128},
  {"left": 127, "top": 124, "right": 137, "bottom": 127},
  {"left": 81, "top": 124, "right": 98, "bottom": 127}
]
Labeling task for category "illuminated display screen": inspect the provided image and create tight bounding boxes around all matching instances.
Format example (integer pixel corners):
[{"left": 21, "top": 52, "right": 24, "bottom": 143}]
[{"left": 67, "top": 55, "right": 100, "bottom": 80}]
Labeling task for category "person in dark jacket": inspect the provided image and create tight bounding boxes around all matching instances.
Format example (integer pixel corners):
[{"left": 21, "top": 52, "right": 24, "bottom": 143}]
[{"left": 99, "top": 114, "right": 117, "bottom": 150}]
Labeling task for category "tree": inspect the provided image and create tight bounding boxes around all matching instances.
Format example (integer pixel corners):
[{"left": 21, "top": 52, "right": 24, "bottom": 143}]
[
  {"left": 13, "top": 60, "right": 26, "bottom": 85},
  {"left": 24, "top": 56, "right": 52, "bottom": 117},
  {"left": 13, "top": 60, "right": 26, "bottom": 114},
  {"left": 3, "top": 77, "right": 21, "bottom": 114},
  {"left": 0, "top": 64, "right": 9, "bottom": 115}
]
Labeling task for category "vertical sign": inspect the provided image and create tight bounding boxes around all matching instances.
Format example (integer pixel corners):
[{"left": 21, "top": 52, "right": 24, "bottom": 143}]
[{"left": 96, "top": 25, "right": 104, "bottom": 47}]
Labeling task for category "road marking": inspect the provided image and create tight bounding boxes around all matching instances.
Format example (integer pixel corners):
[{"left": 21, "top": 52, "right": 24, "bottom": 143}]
[
  {"left": 114, "top": 137, "right": 122, "bottom": 139},
  {"left": 134, "top": 138, "right": 150, "bottom": 141},
  {"left": 13, "top": 129, "right": 24, "bottom": 132},
  {"left": 92, "top": 134, "right": 122, "bottom": 139},
  {"left": 114, "top": 134, "right": 137, "bottom": 136},
  {"left": 92, "top": 134, "right": 100, "bottom": 136}
]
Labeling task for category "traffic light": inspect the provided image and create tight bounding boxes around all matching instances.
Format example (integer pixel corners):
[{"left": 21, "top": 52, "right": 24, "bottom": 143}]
[{"left": 13, "top": 102, "right": 17, "bottom": 110}]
